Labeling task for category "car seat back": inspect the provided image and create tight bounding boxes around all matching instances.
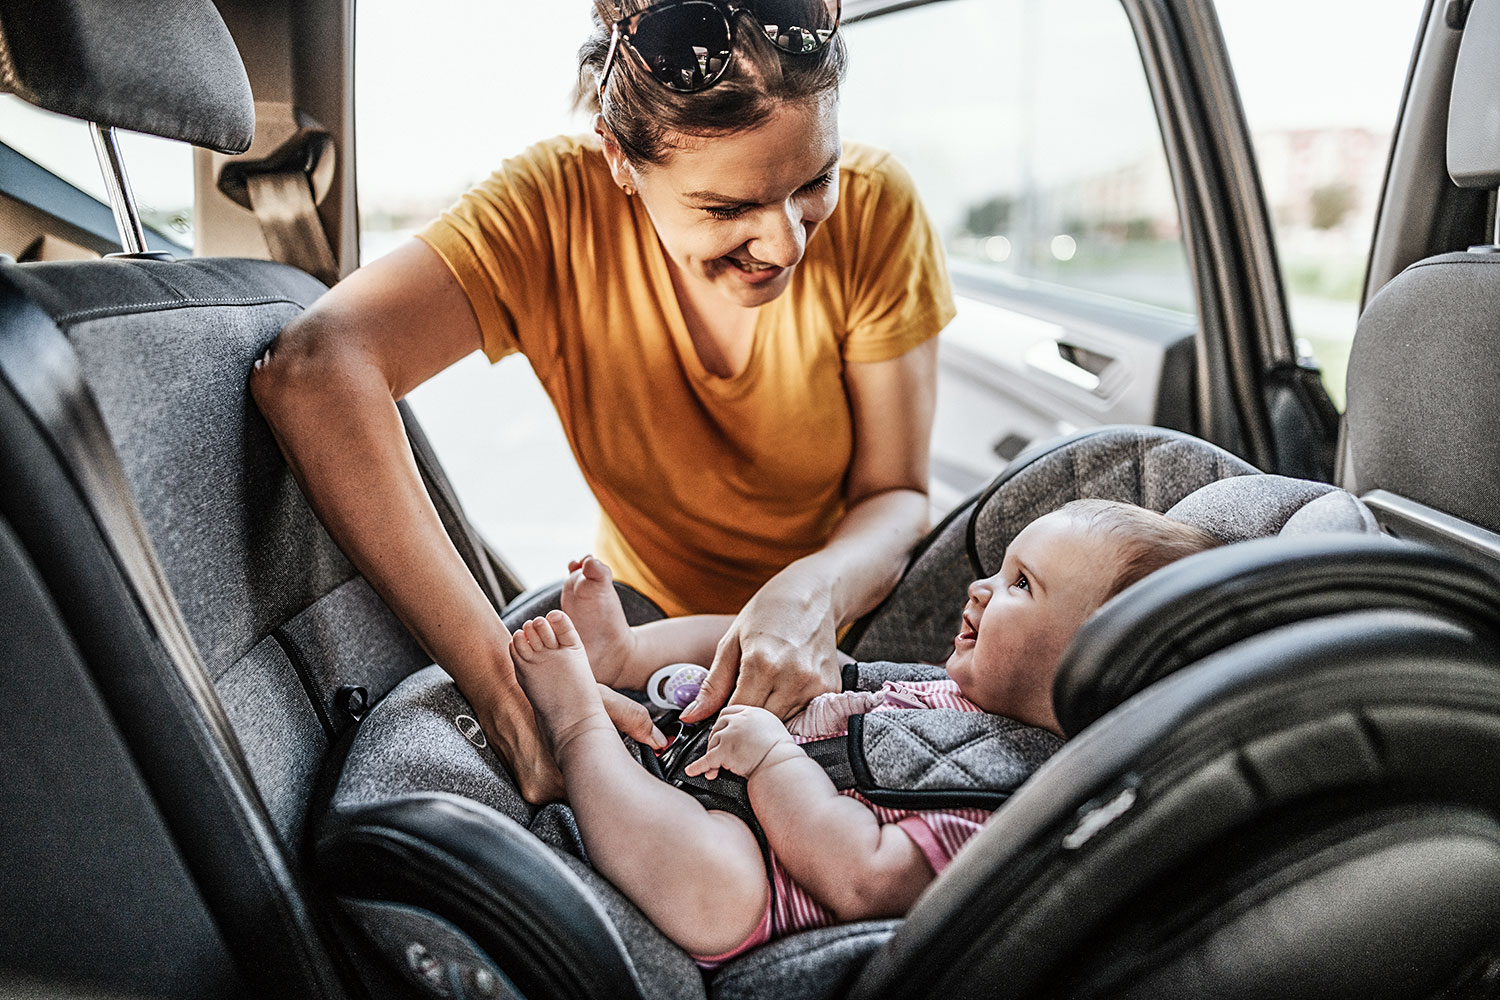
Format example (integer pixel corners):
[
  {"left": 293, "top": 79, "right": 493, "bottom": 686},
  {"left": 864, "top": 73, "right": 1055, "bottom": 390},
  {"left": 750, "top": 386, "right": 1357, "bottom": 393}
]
[
  {"left": 1346, "top": 0, "right": 1500, "bottom": 553},
  {"left": 0, "top": 2, "right": 508, "bottom": 995}
]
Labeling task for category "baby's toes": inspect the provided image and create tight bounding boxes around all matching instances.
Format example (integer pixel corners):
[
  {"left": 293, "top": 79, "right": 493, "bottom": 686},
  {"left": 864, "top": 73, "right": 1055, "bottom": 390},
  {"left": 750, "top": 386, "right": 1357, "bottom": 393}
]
[{"left": 546, "top": 608, "right": 582, "bottom": 648}]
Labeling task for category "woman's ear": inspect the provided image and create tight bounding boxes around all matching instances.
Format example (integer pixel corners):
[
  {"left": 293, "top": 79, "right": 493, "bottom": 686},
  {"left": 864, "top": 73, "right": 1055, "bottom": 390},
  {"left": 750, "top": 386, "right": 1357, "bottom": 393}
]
[{"left": 594, "top": 115, "right": 638, "bottom": 196}]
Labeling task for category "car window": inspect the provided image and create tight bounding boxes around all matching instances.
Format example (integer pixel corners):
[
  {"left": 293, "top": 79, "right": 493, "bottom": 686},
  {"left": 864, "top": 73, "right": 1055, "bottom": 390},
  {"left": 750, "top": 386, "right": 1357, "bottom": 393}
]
[
  {"left": 840, "top": 0, "right": 1196, "bottom": 315},
  {"left": 356, "top": 0, "right": 595, "bottom": 586},
  {"left": 1215, "top": 0, "right": 1423, "bottom": 409},
  {"left": 0, "top": 95, "right": 195, "bottom": 252}
]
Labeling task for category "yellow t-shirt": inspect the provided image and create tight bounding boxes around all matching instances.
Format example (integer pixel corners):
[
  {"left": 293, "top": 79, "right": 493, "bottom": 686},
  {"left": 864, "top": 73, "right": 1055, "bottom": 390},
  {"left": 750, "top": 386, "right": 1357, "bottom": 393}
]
[{"left": 418, "top": 134, "right": 955, "bottom": 616}]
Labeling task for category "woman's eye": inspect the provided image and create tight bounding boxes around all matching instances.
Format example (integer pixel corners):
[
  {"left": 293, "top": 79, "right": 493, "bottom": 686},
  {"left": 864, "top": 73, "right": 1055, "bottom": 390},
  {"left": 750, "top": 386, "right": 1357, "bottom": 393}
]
[
  {"left": 705, "top": 204, "right": 750, "bottom": 221},
  {"left": 802, "top": 171, "right": 835, "bottom": 192}
]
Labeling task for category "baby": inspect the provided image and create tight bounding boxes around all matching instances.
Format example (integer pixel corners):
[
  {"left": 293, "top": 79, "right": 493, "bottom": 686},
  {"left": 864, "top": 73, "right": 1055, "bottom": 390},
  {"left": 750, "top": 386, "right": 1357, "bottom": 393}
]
[{"left": 509, "top": 499, "right": 1220, "bottom": 964}]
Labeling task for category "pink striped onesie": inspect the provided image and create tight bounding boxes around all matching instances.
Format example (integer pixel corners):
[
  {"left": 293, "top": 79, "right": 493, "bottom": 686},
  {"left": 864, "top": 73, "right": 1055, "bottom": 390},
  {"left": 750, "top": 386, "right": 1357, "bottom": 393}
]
[{"left": 693, "top": 678, "right": 993, "bottom": 968}]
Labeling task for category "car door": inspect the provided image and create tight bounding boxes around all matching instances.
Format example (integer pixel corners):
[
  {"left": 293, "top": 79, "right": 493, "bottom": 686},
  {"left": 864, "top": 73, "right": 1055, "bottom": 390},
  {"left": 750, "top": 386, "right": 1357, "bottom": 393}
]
[{"left": 839, "top": 0, "right": 1340, "bottom": 509}]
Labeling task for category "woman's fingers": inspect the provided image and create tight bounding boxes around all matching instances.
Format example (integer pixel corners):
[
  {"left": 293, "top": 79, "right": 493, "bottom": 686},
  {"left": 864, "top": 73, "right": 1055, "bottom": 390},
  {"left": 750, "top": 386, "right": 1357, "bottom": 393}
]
[
  {"left": 597, "top": 685, "right": 667, "bottom": 748},
  {"left": 681, "top": 637, "right": 741, "bottom": 723}
]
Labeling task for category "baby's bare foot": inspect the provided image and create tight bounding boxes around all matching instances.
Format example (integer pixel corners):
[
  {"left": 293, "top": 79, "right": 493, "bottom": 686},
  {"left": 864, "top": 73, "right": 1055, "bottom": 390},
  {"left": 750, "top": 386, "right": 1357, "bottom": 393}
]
[
  {"left": 510, "top": 610, "right": 615, "bottom": 761},
  {"left": 561, "top": 555, "right": 637, "bottom": 688}
]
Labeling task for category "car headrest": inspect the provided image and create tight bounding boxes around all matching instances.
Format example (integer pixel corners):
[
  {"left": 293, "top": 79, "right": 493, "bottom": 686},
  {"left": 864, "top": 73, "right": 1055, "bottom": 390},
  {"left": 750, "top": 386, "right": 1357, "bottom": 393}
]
[
  {"left": 1052, "top": 534, "right": 1500, "bottom": 738},
  {"left": 1448, "top": 0, "right": 1500, "bottom": 187},
  {"left": 0, "top": 0, "right": 254, "bottom": 154}
]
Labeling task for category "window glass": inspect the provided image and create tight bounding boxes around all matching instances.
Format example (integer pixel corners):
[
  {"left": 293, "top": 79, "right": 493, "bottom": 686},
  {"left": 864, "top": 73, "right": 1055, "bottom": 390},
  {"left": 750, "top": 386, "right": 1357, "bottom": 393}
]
[
  {"left": 356, "top": 0, "right": 595, "bottom": 586},
  {"left": 1216, "top": 0, "right": 1422, "bottom": 409},
  {"left": 841, "top": 0, "right": 1195, "bottom": 314},
  {"left": 0, "top": 95, "right": 195, "bottom": 251}
]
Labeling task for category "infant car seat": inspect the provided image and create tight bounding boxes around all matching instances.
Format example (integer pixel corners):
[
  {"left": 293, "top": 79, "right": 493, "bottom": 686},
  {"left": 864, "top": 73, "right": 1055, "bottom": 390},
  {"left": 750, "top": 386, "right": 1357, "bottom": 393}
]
[{"left": 325, "top": 424, "right": 1489, "bottom": 1000}]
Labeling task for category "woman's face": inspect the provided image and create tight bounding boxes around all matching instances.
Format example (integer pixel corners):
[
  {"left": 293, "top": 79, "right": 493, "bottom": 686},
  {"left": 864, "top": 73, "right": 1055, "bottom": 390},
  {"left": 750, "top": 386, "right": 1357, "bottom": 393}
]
[{"left": 603, "top": 91, "right": 842, "bottom": 310}]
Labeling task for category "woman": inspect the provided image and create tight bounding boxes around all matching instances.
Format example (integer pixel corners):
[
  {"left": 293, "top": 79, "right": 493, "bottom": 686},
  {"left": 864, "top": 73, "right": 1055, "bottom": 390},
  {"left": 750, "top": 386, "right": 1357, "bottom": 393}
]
[{"left": 251, "top": 0, "right": 954, "bottom": 803}]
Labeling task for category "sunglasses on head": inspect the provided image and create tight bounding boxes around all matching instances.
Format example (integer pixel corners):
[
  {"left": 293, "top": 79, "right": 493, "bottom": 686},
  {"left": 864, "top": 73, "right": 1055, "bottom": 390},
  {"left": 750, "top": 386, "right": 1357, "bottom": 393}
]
[{"left": 599, "top": 0, "right": 841, "bottom": 96}]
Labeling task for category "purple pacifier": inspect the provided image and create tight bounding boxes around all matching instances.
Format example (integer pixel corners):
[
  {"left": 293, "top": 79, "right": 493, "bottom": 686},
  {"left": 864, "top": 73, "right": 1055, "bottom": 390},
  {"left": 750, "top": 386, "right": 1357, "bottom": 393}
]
[{"left": 648, "top": 663, "right": 708, "bottom": 710}]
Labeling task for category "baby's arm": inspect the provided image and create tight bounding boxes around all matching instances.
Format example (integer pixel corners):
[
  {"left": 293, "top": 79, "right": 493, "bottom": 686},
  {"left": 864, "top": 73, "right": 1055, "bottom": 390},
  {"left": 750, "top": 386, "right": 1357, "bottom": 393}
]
[{"left": 685, "top": 707, "right": 935, "bottom": 921}]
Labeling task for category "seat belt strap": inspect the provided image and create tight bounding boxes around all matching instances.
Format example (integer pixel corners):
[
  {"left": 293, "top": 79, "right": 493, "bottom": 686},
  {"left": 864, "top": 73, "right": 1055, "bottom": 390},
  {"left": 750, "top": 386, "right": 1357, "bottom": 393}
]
[{"left": 245, "top": 170, "right": 339, "bottom": 287}]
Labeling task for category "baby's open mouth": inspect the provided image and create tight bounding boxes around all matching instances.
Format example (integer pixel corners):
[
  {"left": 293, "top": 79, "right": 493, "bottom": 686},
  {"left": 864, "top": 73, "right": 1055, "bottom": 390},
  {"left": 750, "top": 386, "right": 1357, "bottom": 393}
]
[{"left": 957, "top": 611, "right": 978, "bottom": 642}]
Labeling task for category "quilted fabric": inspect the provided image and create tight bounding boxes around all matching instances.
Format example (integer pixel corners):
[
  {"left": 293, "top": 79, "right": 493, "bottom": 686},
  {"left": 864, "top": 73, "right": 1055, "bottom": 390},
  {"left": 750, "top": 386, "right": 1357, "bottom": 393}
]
[{"left": 856, "top": 710, "right": 1062, "bottom": 797}]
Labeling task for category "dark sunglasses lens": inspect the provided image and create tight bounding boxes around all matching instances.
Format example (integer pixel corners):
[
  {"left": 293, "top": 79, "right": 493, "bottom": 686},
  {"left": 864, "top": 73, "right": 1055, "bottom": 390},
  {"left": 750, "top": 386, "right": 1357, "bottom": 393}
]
[
  {"left": 633, "top": 2, "right": 733, "bottom": 92},
  {"left": 755, "top": 0, "right": 839, "bottom": 53}
]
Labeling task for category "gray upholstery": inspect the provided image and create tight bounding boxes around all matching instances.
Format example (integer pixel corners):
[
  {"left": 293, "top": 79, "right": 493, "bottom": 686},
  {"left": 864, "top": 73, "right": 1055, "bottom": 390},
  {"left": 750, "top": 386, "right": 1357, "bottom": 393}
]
[
  {"left": 969, "top": 427, "right": 1257, "bottom": 573},
  {"left": 331, "top": 666, "right": 530, "bottom": 827},
  {"left": 710, "top": 922, "right": 900, "bottom": 1000},
  {"left": 1346, "top": 253, "right": 1500, "bottom": 535},
  {"left": 0, "top": 0, "right": 255, "bottom": 153},
  {"left": 4, "top": 257, "right": 433, "bottom": 851},
  {"left": 1448, "top": 0, "right": 1500, "bottom": 187},
  {"left": 1165, "top": 473, "right": 1377, "bottom": 542},
  {"left": 856, "top": 711, "right": 1062, "bottom": 797},
  {"left": 847, "top": 428, "right": 1256, "bottom": 665}
]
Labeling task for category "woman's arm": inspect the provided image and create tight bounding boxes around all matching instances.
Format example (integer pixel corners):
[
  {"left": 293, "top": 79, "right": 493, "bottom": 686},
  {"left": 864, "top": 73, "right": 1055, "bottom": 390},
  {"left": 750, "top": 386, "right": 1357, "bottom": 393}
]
[
  {"left": 680, "top": 337, "right": 939, "bottom": 723},
  {"left": 685, "top": 707, "right": 934, "bottom": 920},
  {"left": 252, "top": 238, "right": 656, "bottom": 802}
]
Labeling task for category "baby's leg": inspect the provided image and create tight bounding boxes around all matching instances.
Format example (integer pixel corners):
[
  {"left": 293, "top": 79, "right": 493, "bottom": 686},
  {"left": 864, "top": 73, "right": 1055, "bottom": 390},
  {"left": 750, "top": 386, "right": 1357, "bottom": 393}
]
[
  {"left": 563, "top": 556, "right": 734, "bottom": 690},
  {"left": 510, "top": 610, "right": 768, "bottom": 957}
]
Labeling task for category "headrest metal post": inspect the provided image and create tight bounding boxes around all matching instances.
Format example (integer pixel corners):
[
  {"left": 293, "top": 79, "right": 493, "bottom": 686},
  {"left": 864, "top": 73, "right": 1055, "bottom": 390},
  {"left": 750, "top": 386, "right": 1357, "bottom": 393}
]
[{"left": 89, "top": 123, "right": 149, "bottom": 255}]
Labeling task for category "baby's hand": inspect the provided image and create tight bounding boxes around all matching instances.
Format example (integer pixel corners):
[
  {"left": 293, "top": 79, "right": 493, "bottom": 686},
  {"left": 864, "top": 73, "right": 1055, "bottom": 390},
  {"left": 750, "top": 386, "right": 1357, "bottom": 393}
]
[{"left": 684, "top": 705, "right": 799, "bottom": 781}]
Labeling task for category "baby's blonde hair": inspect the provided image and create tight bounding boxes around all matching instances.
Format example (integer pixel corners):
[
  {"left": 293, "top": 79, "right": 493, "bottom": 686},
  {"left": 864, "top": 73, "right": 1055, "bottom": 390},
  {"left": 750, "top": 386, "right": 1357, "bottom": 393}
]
[{"left": 1056, "top": 498, "right": 1223, "bottom": 601}]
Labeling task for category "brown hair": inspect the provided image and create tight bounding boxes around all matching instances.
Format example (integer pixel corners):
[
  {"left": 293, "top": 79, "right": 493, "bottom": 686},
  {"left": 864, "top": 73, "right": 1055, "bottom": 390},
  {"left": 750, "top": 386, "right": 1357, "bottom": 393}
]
[
  {"left": 1056, "top": 499, "right": 1223, "bottom": 601},
  {"left": 577, "top": 0, "right": 848, "bottom": 165}
]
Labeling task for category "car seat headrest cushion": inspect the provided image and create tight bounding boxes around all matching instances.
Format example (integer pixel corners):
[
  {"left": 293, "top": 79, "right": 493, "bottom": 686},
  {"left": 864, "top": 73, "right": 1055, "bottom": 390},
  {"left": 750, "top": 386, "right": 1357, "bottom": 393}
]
[
  {"left": 0, "top": 0, "right": 255, "bottom": 153},
  {"left": 1164, "top": 474, "right": 1376, "bottom": 542},
  {"left": 1448, "top": 0, "right": 1500, "bottom": 188}
]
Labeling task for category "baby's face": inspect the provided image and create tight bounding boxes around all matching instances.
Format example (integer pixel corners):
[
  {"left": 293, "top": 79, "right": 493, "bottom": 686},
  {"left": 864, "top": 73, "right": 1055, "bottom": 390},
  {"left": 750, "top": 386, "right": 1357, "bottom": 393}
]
[{"left": 945, "top": 512, "right": 1117, "bottom": 735}]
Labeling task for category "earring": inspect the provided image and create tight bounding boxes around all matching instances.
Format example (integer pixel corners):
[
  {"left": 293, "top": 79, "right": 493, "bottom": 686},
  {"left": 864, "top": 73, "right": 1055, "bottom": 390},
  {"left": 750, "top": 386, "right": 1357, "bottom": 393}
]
[{"left": 622, "top": 184, "right": 636, "bottom": 197}]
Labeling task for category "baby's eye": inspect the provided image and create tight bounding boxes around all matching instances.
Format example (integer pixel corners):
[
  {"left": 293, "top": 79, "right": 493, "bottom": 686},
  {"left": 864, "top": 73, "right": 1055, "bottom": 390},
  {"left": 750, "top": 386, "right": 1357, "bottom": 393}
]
[{"left": 1011, "top": 572, "right": 1030, "bottom": 593}]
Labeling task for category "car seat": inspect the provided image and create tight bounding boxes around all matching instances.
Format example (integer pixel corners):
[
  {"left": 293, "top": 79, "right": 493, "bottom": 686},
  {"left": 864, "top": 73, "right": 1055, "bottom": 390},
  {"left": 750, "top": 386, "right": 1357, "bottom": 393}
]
[{"left": 5, "top": 5, "right": 1500, "bottom": 1000}]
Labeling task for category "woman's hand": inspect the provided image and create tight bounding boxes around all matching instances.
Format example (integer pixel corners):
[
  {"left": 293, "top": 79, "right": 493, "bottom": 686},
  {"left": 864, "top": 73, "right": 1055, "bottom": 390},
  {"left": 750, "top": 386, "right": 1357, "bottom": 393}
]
[
  {"left": 679, "top": 565, "right": 843, "bottom": 723},
  {"left": 684, "top": 706, "right": 802, "bottom": 781}
]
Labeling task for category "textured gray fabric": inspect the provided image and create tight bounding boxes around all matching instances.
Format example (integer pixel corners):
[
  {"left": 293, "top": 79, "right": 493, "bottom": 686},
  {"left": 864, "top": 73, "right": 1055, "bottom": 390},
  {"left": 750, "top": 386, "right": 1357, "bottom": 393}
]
[
  {"left": 971, "top": 428, "right": 1258, "bottom": 574},
  {"left": 1347, "top": 253, "right": 1500, "bottom": 534},
  {"left": 530, "top": 802, "right": 589, "bottom": 861},
  {"left": 66, "top": 302, "right": 354, "bottom": 677},
  {"left": 1164, "top": 474, "right": 1358, "bottom": 543},
  {"left": 845, "top": 496, "right": 979, "bottom": 664},
  {"left": 546, "top": 849, "right": 709, "bottom": 1000},
  {"left": 339, "top": 898, "right": 522, "bottom": 999},
  {"left": 849, "top": 661, "right": 948, "bottom": 691},
  {"left": 1448, "top": 0, "right": 1500, "bottom": 188},
  {"left": 858, "top": 711, "right": 1062, "bottom": 795},
  {"left": 278, "top": 575, "right": 429, "bottom": 733},
  {"left": 1279, "top": 489, "right": 1380, "bottom": 536},
  {"left": 332, "top": 666, "right": 531, "bottom": 826},
  {"left": 711, "top": 921, "right": 899, "bottom": 1000},
  {"left": 0, "top": 0, "right": 255, "bottom": 152},
  {"left": 218, "top": 637, "right": 328, "bottom": 847}
]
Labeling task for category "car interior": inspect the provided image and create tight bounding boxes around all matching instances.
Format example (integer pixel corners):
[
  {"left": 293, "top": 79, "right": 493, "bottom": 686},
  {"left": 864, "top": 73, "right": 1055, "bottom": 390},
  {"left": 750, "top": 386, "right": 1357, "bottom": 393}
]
[{"left": 4, "top": 0, "right": 1500, "bottom": 998}]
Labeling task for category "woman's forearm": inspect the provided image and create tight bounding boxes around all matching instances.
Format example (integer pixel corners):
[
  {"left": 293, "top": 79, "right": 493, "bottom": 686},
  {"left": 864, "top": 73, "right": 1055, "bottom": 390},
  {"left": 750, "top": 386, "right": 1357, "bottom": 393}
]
[
  {"left": 252, "top": 330, "right": 521, "bottom": 717},
  {"left": 785, "top": 486, "right": 930, "bottom": 627},
  {"left": 747, "top": 746, "right": 932, "bottom": 921}
]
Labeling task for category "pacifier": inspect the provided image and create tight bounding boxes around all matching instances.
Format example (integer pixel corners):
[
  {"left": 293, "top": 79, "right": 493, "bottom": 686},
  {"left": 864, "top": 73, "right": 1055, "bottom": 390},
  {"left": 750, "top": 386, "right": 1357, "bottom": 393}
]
[{"left": 647, "top": 663, "right": 708, "bottom": 710}]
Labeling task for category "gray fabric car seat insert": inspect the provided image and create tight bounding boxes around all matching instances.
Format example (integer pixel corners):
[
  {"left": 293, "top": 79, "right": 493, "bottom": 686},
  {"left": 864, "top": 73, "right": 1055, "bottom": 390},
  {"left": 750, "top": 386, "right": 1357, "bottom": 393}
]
[
  {"left": 845, "top": 426, "right": 1258, "bottom": 665},
  {"left": 849, "top": 605, "right": 1500, "bottom": 999}
]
